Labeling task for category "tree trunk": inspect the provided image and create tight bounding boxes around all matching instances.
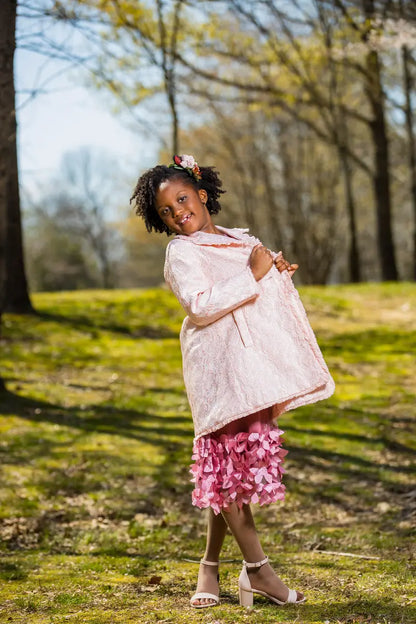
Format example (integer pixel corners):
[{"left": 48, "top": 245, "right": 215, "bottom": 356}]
[
  {"left": 0, "top": 0, "right": 33, "bottom": 313},
  {"left": 365, "top": 50, "right": 398, "bottom": 281},
  {"left": 4, "top": 132, "right": 33, "bottom": 312},
  {"left": 339, "top": 143, "right": 360, "bottom": 282},
  {"left": 279, "top": 132, "right": 306, "bottom": 277},
  {"left": 402, "top": 43, "right": 416, "bottom": 280},
  {"left": 168, "top": 84, "right": 179, "bottom": 155},
  {"left": 320, "top": 3, "right": 361, "bottom": 283},
  {"left": 157, "top": 0, "right": 181, "bottom": 154},
  {"left": 362, "top": 0, "right": 398, "bottom": 281},
  {"left": 0, "top": 0, "right": 19, "bottom": 392},
  {"left": 211, "top": 104, "right": 258, "bottom": 231}
]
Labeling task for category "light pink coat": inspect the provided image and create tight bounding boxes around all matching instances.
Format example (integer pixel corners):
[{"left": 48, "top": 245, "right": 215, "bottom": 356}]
[{"left": 164, "top": 226, "right": 335, "bottom": 440}]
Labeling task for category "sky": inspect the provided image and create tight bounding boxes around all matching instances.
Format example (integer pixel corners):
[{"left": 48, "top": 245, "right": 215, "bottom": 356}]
[{"left": 15, "top": 22, "right": 159, "bottom": 201}]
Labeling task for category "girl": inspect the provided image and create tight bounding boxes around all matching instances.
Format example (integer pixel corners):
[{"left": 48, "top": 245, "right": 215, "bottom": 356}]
[{"left": 131, "top": 154, "right": 335, "bottom": 609}]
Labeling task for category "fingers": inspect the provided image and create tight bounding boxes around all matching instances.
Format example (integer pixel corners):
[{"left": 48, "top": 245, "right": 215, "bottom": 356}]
[
  {"left": 250, "top": 245, "right": 298, "bottom": 278},
  {"left": 274, "top": 252, "right": 298, "bottom": 274},
  {"left": 251, "top": 244, "right": 272, "bottom": 256},
  {"left": 249, "top": 244, "right": 274, "bottom": 281},
  {"left": 250, "top": 244, "right": 274, "bottom": 264},
  {"left": 274, "top": 257, "right": 290, "bottom": 272}
]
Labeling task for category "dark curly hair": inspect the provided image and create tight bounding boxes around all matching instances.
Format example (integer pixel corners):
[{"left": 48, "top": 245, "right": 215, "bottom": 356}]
[{"left": 130, "top": 163, "right": 225, "bottom": 235}]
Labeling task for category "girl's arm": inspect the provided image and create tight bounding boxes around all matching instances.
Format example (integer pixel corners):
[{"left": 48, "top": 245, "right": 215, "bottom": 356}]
[{"left": 165, "top": 242, "right": 261, "bottom": 327}]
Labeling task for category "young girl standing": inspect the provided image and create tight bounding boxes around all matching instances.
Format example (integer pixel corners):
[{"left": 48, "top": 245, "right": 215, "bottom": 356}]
[{"left": 131, "top": 154, "right": 335, "bottom": 609}]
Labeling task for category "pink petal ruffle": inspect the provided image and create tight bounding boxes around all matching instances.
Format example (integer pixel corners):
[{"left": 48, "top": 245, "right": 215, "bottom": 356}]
[{"left": 190, "top": 423, "right": 287, "bottom": 515}]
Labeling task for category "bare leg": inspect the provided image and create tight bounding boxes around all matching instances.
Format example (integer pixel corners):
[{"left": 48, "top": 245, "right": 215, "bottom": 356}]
[
  {"left": 203, "top": 507, "right": 228, "bottom": 561},
  {"left": 191, "top": 509, "right": 228, "bottom": 606},
  {"left": 221, "top": 503, "right": 303, "bottom": 602}
]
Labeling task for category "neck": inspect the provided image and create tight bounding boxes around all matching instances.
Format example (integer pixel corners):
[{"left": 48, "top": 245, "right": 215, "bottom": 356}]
[{"left": 200, "top": 222, "right": 220, "bottom": 235}]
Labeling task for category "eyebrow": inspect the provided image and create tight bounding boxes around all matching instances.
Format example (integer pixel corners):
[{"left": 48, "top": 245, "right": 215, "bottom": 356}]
[{"left": 156, "top": 188, "right": 189, "bottom": 209}]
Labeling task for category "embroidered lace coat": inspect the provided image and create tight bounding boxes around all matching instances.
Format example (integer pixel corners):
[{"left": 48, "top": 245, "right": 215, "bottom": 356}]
[{"left": 164, "top": 226, "right": 335, "bottom": 440}]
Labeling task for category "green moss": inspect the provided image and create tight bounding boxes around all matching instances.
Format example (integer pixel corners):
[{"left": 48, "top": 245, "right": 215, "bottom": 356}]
[{"left": 0, "top": 284, "right": 415, "bottom": 623}]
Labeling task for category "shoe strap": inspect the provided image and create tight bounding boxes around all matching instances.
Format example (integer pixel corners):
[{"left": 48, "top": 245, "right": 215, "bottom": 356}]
[
  {"left": 243, "top": 555, "right": 269, "bottom": 569},
  {"left": 287, "top": 588, "right": 298, "bottom": 603},
  {"left": 200, "top": 558, "right": 219, "bottom": 566},
  {"left": 190, "top": 591, "right": 219, "bottom": 603}
]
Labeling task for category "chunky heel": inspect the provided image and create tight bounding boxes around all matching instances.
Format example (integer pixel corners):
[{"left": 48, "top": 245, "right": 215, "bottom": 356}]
[
  {"left": 237, "top": 556, "right": 306, "bottom": 607},
  {"left": 239, "top": 585, "right": 253, "bottom": 607}
]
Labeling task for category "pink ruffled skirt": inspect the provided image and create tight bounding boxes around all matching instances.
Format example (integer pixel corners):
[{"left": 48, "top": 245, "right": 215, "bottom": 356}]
[{"left": 190, "top": 409, "right": 287, "bottom": 515}]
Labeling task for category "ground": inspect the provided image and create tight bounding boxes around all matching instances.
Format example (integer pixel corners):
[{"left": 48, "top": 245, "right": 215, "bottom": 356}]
[{"left": 0, "top": 283, "right": 415, "bottom": 623}]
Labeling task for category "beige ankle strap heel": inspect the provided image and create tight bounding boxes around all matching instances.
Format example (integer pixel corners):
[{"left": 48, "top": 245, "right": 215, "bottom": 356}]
[
  {"left": 238, "top": 556, "right": 305, "bottom": 607},
  {"left": 190, "top": 559, "right": 220, "bottom": 609}
]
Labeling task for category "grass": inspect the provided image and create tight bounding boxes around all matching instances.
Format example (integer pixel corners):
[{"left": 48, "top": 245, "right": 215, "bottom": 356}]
[{"left": 0, "top": 282, "right": 415, "bottom": 624}]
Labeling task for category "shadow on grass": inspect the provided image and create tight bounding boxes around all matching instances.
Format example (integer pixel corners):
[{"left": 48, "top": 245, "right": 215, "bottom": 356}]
[
  {"left": 35, "top": 310, "right": 177, "bottom": 340},
  {"left": 299, "top": 599, "right": 413, "bottom": 623},
  {"left": 285, "top": 423, "right": 416, "bottom": 456},
  {"left": 0, "top": 390, "right": 192, "bottom": 457},
  {"left": 237, "top": 598, "right": 415, "bottom": 622},
  {"left": 1, "top": 389, "right": 414, "bottom": 498},
  {"left": 0, "top": 558, "right": 31, "bottom": 581},
  {"left": 284, "top": 403, "right": 416, "bottom": 457},
  {"left": 323, "top": 327, "right": 416, "bottom": 355},
  {"left": 286, "top": 443, "right": 415, "bottom": 476}
]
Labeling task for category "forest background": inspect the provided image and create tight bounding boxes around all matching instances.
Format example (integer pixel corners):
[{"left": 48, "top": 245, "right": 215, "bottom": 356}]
[
  {"left": 1, "top": 0, "right": 416, "bottom": 316},
  {"left": 1, "top": 3, "right": 415, "bottom": 622}
]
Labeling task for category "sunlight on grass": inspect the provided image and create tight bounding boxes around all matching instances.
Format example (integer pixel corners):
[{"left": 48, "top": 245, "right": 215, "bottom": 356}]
[{"left": 0, "top": 284, "right": 415, "bottom": 623}]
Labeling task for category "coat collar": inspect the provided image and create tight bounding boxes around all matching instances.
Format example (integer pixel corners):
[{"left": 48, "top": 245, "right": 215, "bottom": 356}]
[{"left": 174, "top": 225, "right": 250, "bottom": 246}]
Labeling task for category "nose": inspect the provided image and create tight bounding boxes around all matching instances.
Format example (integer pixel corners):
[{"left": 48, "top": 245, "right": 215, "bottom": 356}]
[{"left": 172, "top": 204, "right": 184, "bottom": 219}]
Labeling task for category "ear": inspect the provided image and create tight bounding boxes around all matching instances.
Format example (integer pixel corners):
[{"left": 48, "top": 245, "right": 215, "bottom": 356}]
[{"left": 198, "top": 189, "right": 208, "bottom": 205}]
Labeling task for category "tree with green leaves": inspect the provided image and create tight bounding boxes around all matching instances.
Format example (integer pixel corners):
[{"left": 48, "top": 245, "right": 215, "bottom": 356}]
[
  {"left": 40, "top": 0, "right": 188, "bottom": 154},
  {"left": 187, "top": 0, "right": 401, "bottom": 280},
  {"left": 19, "top": 0, "right": 416, "bottom": 283}
]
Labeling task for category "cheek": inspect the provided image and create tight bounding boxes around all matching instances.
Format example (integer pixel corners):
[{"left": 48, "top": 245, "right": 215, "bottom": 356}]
[{"left": 156, "top": 212, "right": 171, "bottom": 229}]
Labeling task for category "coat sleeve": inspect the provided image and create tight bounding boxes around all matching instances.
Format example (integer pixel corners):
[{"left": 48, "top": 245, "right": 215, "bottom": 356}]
[{"left": 164, "top": 241, "right": 261, "bottom": 327}]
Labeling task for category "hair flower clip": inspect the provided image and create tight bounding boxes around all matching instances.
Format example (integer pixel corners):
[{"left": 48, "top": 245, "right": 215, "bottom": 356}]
[{"left": 169, "top": 154, "right": 202, "bottom": 181}]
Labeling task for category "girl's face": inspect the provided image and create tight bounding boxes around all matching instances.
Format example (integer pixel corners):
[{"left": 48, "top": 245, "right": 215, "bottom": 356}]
[{"left": 155, "top": 178, "right": 216, "bottom": 236}]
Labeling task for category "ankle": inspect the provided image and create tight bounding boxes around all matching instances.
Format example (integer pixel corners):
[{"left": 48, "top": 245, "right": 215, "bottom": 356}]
[
  {"left": 243, "top": 555, "right": 268, "bottom": 569},
  {"left": 247, "top": 562, "right": 272, "bottom": 578},
  {"left": 201, "top": 558, "right": 219, "bottom": 567}
]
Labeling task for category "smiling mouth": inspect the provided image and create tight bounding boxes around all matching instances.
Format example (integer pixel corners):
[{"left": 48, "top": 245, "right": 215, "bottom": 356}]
[{"left": 178, "top": 214, "right": 192, "bottom": 225}]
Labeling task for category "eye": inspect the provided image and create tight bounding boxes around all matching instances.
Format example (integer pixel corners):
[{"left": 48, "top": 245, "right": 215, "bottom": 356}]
[
  {"left": 178, "top": 195, "right": 187, "bottom": 203},
  {"left": 159, "top": 207, "right": 170, "bottom": 216}
]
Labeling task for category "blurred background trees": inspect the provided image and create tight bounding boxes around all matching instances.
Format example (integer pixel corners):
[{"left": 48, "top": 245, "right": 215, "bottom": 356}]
[
  {"left": 23, "top": 147, "right": 169, "bottom": 291},
  {"left": 8, "top": 0, "right": 416, "bottom": 291}
]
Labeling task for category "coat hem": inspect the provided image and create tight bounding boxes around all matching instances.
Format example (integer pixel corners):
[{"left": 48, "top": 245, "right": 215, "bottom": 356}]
[{"left": 193, "top": 374, "right": 335, "bottom": 441}]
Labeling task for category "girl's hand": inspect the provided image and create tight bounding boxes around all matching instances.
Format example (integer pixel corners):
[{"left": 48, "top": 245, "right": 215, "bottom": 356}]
[
  {"left": 249, "top": 244, "right": 274, "bottom": 281},
  {"left": 274, "top": 251, "right": 299, "bottom": 277}
]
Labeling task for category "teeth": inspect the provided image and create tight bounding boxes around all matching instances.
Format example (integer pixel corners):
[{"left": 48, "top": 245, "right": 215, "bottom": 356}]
[{"left": 179, "top": 214, "right": 191, "bottom": 224}]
